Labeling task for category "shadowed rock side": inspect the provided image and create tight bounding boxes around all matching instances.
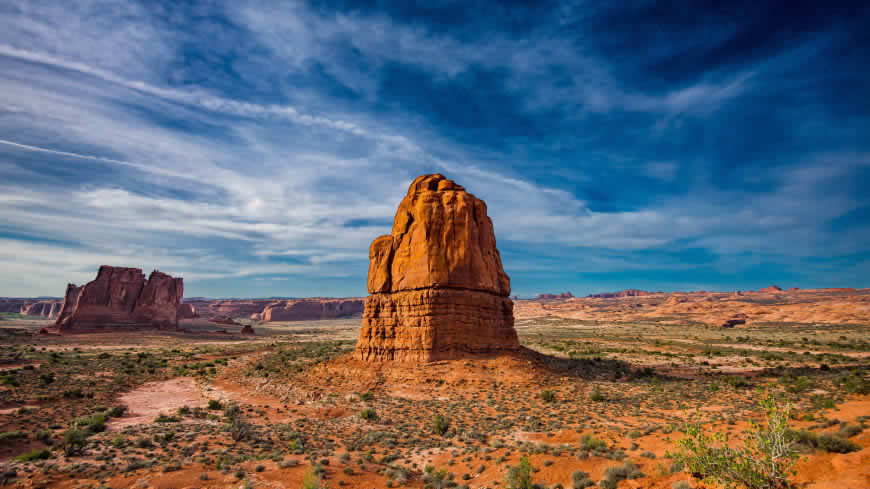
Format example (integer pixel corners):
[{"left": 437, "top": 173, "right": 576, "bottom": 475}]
[
  {"left": 55, "top": 266, "right": 183, "bottom": 331},
  {"left": 355, "top": 174, "right": 520, "bottom": 362}
]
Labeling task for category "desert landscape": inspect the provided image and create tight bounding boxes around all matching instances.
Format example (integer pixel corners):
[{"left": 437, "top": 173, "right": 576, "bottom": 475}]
[{"left": 0, "top": 175, "right": 867, "bottom": 489}]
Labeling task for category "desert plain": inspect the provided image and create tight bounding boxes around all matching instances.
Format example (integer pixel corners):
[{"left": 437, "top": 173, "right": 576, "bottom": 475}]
[{"left": 0, "top": 175, "right": 868, "bottom": 489}]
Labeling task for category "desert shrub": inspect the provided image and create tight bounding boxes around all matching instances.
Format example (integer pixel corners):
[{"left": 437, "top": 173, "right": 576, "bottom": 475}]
[
  {"left": 360, "top": 408, "right": 377, "bottom": 420},
  {"left": 104, "top": 405, "right": 126, "bottom": 417},
  {"left": 359, "top": 391, "right": 374, "bottom": 402},
  {"left": 672, "top": 482, "right": 690, "bottom": 489},
  {"left": 505, "top": 456, "right": 534, "bottom": 489},
  {"left": 432, "top": 414, "right": 450, "bottom": 435},
  {"left": 787, "top": 429, "right": 860, "bottom": 453},
  {"left": 14, "top": 448, "right": 50, "bottom": 462},
  {"left": 601, "top": 460, "right": 644, "bottom": 487},
  {"left": 155, "top": 414, "right": 179, "bottom": 423},
  {"left": 571, "top": 470, "right": 594, "bottom": 488},
  {"left": 229, "top": 418, "right": 253, "bottom": 442},
  {"left": 62, "top": 428, "right": 87, "bottom": 456},
  {"left": 423, "top": 467, "right": 451, "bottom": 489},
  {"left": 0, "top": 431, "right": 27, "bottom": 441},
  {"left": 74, "top": 414, "right": 106, "bottom": 433},
  {"left": 589, "top": 386, "right": 604, "bottom": 402},
  {"left": 670, "top": 394, "right": 798, "bottom": 489},
  {"left": 579, "top": 434, "right": 606, "bottom": 451},
  {"left": 208, "top": 400, "right": 222, "bottom": 410},
  {"left": 301, "top": 467, "right": 324, "bottom": 489},
  {"left": 540, "top": 390, "right": 556, "bottom": 403}
]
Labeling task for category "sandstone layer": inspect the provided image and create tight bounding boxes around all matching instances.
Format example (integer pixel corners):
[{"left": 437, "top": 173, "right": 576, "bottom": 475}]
[
  {"left": 56, "top": 266, "right": 183, "bottom": 331},
  {"left": 355, "top": 174, "right": 520, "bottom": 362},
  {"left": 254, "top": 298, "right": 364, "bottom": 321}
]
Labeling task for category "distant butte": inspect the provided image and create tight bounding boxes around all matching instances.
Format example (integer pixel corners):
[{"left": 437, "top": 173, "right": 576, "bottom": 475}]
[
  {"left": 354, "top": 174, "right": 520, "bottom": 362},
  {"left": 55, "top": 266, "right": 183, "bottom": 332}
]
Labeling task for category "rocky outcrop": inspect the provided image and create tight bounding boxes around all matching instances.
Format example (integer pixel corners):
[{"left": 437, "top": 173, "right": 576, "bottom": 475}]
[
  {"left": 55, "top": 284, "right": 83, "bottom": 325},
  {"left": 757, "top": 285, "right": 783, "bottom": 293},
  {"left": 587, "top": 289, "right": 653, "bottom": 299},
  {"left": 177, "top": 303, "right": 197, "bottom": 319},
  {"left": 536, "top": 292, "right": 574, "bottom": 300},
  {"left": 20, "top": 300, "right": 62, "bottom": 318},
  {"left": 355, "top": 174, "right": 520, "bottom": 362},
  {"left": 182, "top": 299, "right": 275, "bottom": 319},
  {"left": 240, "top": 324, "right": 255, "bottom": 335},
  {"left": 255, "top": 298, "right": 364, "bottom": 321},
  {"left": 55, "top": 266, "right": 183, "bottom": 331}
]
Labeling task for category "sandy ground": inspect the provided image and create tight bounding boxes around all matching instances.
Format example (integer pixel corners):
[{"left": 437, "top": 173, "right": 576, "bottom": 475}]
[{"left": 111, "top": 377, "right": 207, "bottom": 429}]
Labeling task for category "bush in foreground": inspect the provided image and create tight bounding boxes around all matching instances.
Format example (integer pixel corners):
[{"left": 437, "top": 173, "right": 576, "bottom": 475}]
[{"left": 669, "top": 394, "right": 799, "bottom": 489}]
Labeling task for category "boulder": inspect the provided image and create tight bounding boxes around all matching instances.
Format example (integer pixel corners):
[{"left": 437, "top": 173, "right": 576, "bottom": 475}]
[
  {"left": 56, "top": 266, "right": 183, "bottom": 331},
  {"left": 240, "top": 324, "right": 255, "bottom": 335},
  {"left": 355, "top": 174, "right": 519, "bottom": 362}
]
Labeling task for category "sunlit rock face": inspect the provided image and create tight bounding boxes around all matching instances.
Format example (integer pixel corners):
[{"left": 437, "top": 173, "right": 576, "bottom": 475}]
[{"left": 355, "top": 174, "right": 519, "bottom": 362}]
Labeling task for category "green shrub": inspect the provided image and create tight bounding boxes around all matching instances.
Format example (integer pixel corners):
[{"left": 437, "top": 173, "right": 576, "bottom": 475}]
[
  {"left": 432, "top": 414, "right": 450, "bottom": 435},
  {"left": 540, "top": 390, "right": 556, "bottom": 403},
  {"left": 208, "top": 400, "right": 222, "bottom": 410},
  {"left": 571, "top": 470, "right": 594, "bottom": 488},
  {"left": 505, "top": 456, "right": 534, "bottom": 489},
  {"left": 359, "top": 408, "right": 377, "bottom": 420},
  {"left": 14, "top": 448, "right": 51, "bottom": 461},
  {"left": 62, "top": 429, "right": 87, "bottom": 456},
  {"left": 670, "top": 394, "right": 798, "bottom": 489}
]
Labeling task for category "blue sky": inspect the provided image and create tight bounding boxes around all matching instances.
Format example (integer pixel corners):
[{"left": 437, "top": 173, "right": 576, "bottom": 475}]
[{"left": 1, "top": 1, "right": 868, "bottom": 298}]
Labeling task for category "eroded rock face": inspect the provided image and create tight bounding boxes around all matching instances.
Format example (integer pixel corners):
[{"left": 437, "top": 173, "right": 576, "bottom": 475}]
[
  {"left": 55, "top": 284, "right": 83, "bottom": 325},
  {"left": 20, "top": 300, "right": 62, "bottom": 318},
  {"left": 177, "top": 303, "right": 197, "bottom": 319},
  {"left": 355, "top": 174, "right": 519, "bottom": 362},
  {"left": 56, "top": 266, "right": 183, "bottom": 331},
  {"left": 255, "top": 298, "right": 364, "bottom": 321}
]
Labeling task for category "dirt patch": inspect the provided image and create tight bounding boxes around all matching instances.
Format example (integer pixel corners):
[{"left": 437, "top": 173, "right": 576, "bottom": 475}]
[{"left": 111, "top": 377, "right": 206, "bottom": 429}]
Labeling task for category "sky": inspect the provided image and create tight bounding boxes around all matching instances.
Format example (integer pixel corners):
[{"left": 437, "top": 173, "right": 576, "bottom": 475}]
[{"left": 0, "top": 1, "right": 869, "bottom": 299}]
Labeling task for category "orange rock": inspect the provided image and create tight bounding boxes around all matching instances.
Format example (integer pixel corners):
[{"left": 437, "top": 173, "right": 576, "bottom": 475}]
[{"left": 355, "top": 174, "right": 519, "bottom": 362}]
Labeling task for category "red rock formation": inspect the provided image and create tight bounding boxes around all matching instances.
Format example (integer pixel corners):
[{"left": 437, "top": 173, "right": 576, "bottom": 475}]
[
  {"left": 210, "top": 316, "right": 240, "bottom": 326},
  {"left": 586, "top": 289, "right": 653, "bottom": 299},
  {"left": 758, "top": 285, "right": 783, "bottom": 293},
  {"left": 55, "top": 284, "right": 83, "bottom": 325},
  {"left": 20, "top": 300, "right": 62, "bottom": 318},
  {"left": 183, "top": 299, "right": 275, "bottom": 319},
  {"left": 177, "top": 303, "right": 197, "bottom": 319},
  {"left": 240, "top": 324, "right": 255, "bottom": 335},
  {"left": 133, "top": 271, "right": 183, "bottom": 329},
  {"left": 255, "top": 298, "right": 364, "bottom": 321},
  {"left": 355, "top": 174, "right": 519, "bottom": 362},
  {"left": 56, "top": 266, "right": 183, "bottom": 331},
  {"left": 536, "top": 292, "right": 574, "bottom": 300}
]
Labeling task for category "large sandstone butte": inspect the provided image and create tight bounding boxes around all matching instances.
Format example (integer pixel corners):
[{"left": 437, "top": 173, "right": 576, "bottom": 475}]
[
  {"left": 354, "top": 174, "right": 519, "bottom": 362},
  {"left": 55, "top": 266, "right": 183, "bottom": 331}
]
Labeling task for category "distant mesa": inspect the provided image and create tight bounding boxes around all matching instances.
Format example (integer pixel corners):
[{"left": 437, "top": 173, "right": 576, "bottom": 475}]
[
  {"left": 757, "top": 285, "right": 783, "bottom": 293},
  {"left": 54, "top": 266, "right": 183, "bottom": 332},
  {"left": 536, "top": 292, "right": 574, "bottom": 300},
  {"left": 253, "top": 298, "right": 364, "bottom": 321},
  {"left": 587, "top": 289, "right": 653, "bottom": 299},
  {"left": 355, "top": 174, "right": 520, "bottom": 362}
]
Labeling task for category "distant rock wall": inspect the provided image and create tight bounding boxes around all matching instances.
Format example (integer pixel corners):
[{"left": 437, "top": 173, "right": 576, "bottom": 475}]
[
  {"left": 536, "top": 292, "right": 574, "bottom": 300},
  {"left": 255, "top": 298, "right": 364, "bottom": 321},
  {"left": 586, "top": 289, "right": 653, "bottom": 299},
  {"left": 56, "top": 266, "right": 183, "bottom": 331}
]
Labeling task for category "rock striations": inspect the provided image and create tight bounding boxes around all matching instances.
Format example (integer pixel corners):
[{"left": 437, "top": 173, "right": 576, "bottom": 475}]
[
  {"left": 55, "top": 266, "right": 183, "bottom": 331},
  {"left": 354, "top": 174, "right": 520, "bottom": 362},
  {"left": 255, "top": 298, "right": 364, "bottom": 321}
]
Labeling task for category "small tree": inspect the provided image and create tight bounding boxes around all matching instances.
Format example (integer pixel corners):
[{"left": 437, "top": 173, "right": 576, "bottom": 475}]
[
  {"left": 669, "top": 394, "right": 799, "bottom": 489},
  {"left": 505, "top": 456, "right": 534, "bottom": 489}
]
